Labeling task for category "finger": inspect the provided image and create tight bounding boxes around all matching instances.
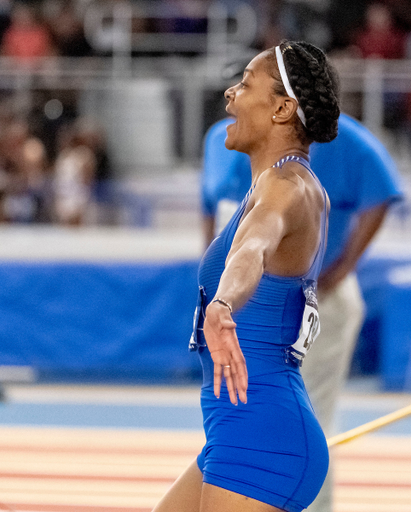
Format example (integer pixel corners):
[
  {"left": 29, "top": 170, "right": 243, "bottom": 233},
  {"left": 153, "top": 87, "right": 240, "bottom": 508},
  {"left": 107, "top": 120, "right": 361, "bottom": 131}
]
[
  {"left": 229, "top": 362, "right": 246, "bottom": 404},
  {"left": 213, "top": 363, "right": 223, "bottom": 399},
  {"left": 223, "top": 365, "right": 238, "bottom": 406},
  {"left": 231, "top": 356, "right": 248, "bottom": 404},
  {"left": 231, "top": 369, "right": 238, "bottom": 399},
  {"left": 231, "top": 367, "right": 247, "bottom": 406}
]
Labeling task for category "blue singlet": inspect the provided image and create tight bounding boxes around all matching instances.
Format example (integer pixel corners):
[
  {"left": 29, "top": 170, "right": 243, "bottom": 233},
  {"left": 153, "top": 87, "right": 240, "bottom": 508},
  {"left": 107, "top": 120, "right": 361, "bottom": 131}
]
[{"left": 191, "top": 156, "right": 329, "bottom": 512}]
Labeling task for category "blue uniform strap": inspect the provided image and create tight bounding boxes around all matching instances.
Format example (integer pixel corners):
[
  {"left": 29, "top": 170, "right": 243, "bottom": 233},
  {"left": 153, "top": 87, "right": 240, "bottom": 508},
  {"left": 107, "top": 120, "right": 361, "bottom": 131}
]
[{"left": 272, "top": 155, "right": 327, "bottom": 281}]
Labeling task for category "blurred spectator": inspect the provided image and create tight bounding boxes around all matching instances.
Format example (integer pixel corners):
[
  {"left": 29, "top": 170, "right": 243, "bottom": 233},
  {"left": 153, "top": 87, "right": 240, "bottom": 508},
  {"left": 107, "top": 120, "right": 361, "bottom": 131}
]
[
  {"left": 1, "top": 2, "right": 56, "bottom": 66},
  {"left": 352, "top": 2, "right": 409, "bottom": 135},
  {"left": 0, "top": 118, "right": 27, "bottom": 222},
  {"left": 328, "top": 0, "right": 368, "bottom": 51},
  {"left": 53, "top": 121, "right": 97, "bottom": 226},
  {"left": 72, "top": 118, "right": 114, "bottom": 224},
  {"left": 19, "top": 134, "right": 52, "bottom": 222},
  {"left": 0, "top": 118, "right": 50, "bottom": 223},
  {"left": 70, "top": 117, "right": 112, "bottom": 185},
  {"left": 43, "top": 0, "right": 92, "bottom": 57},
  {"left": 254, "top": 0, "right": 290, "bottom": 50},
  {"left": 258, "top": 0, "right": 331, "bottom": 52},
  {"left": 353, "top": 2, "right": 407, "bottom": 59},
  {"left": 28, "top": 89, "right": 78, "bottom": 162}
]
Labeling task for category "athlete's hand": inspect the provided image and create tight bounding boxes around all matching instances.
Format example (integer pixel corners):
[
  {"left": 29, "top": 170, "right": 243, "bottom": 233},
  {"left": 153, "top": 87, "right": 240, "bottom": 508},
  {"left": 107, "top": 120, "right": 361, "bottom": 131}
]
[{"left": 203, "top": 302, "right": 248, "bottom": 406}]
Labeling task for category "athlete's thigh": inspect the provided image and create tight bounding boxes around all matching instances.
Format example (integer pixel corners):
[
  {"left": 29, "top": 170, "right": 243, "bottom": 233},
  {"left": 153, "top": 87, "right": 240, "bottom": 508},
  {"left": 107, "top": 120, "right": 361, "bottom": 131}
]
[
  {"left": 152, "top": 458, "right": 203, "bottom": 512},
  {"left": 200, "top": 483, "right": 285, "bottom": 512}
]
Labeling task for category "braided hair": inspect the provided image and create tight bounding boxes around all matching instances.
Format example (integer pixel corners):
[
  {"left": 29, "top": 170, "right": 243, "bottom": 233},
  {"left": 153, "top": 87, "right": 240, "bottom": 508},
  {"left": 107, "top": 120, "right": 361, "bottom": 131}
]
[{"left": 264, "top": 41, "right": 340, "bottom": 143}]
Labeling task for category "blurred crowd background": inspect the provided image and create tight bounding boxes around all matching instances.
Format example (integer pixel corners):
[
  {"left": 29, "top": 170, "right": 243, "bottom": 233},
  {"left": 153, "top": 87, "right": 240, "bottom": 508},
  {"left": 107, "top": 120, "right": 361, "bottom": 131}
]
[{"left": 0, "top": 0, "right": 409, "bottom": 228}]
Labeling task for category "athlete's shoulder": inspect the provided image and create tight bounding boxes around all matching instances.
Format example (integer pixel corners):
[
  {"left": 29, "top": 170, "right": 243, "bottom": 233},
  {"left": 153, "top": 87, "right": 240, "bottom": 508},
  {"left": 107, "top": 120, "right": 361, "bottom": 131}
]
[{"left": 254, "top": 162, "right": 307, "bottom": 209}]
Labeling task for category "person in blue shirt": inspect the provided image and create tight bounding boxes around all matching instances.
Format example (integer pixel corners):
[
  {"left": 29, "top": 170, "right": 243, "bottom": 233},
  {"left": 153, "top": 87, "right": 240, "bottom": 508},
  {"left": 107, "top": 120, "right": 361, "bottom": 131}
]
[
  {"left": 303, "top": 113, "right": 403, "bottom": 512},
  {"left": 200, "top": 111, "right": 404, "bottom": 512},
  {"left": 202, "top": 117, "right": 251, "bottom": 247}
]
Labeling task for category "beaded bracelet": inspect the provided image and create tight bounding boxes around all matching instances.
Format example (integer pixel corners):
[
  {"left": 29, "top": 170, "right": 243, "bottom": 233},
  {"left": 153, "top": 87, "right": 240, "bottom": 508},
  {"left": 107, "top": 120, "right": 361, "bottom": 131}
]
[{"left": 212, "top": 297, "right": 233, "bottom": 313}]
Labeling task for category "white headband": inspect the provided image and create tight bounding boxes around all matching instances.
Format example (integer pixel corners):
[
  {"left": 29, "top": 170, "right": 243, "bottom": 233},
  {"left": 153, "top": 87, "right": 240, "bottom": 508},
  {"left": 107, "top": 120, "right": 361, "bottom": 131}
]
[{"left": 275, "top": 45, "right": 306, "bottom": 127}]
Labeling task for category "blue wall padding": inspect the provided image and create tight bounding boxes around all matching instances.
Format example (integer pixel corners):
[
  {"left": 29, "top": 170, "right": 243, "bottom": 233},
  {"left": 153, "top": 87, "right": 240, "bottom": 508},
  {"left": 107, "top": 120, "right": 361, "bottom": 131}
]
[
  {"left": 0, "top": 261, "right": 202, "bottom": 383},
  {"left": 355, "top": 257, "right": 408, "bottom": 375},
  {"left": 356, "top": 255, "right": 411, "bottom": 390},
  {"left": 381, "top": 279, "right": 411, "bottom": 391},
  {"left": 2, "top": 256, "right": 411, "bottom": 387}
]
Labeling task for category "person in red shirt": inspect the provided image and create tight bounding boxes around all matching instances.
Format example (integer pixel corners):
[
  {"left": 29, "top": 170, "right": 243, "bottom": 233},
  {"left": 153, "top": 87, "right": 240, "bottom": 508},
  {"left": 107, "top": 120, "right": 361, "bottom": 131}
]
[
  {"left": 1, "top": 3, "right": 55, "bottom": 65},
  {"left": 353, "top": 2, "right": 408, "bottom": 136},
  {"left": 354, "top": 2, "right": 406, "bottom": 59}
]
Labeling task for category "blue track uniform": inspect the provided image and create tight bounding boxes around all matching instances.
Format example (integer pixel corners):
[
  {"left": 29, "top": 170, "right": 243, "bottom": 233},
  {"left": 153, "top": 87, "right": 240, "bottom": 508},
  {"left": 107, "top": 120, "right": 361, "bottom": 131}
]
[{"left": 192, "top": 156, "right": 329, "bottom": 512}]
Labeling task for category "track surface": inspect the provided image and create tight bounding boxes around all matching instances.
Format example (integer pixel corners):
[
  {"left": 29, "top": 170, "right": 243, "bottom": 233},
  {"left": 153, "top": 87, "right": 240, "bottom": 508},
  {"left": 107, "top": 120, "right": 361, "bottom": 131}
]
[{"left": 0, "top": 383, "right": 409, "bottom": 512}]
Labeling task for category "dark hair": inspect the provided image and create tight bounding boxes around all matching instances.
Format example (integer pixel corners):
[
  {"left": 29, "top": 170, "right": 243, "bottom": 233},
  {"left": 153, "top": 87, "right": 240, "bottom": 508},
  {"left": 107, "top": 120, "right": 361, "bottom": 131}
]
[{"left": 265, "top": 41, "right": 340, "bottom": 143}]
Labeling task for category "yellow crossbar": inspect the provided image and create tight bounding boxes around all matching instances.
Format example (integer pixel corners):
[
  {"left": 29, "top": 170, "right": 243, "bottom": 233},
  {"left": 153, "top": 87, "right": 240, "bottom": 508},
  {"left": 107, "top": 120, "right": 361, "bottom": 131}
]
[{"left": 327, "top": 404, "right": 411, "bottom": 447}]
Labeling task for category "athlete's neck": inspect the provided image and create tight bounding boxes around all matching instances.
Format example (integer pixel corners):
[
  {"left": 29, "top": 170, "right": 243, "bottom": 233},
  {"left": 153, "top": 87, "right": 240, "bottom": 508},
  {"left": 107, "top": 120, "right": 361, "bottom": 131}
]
[{"left": 249, "top": 147, "right": 309, "bottom": 185}]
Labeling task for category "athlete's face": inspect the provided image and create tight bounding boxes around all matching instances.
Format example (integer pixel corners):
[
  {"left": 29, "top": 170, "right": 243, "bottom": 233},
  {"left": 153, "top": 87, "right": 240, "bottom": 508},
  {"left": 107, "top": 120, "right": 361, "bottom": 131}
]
[{"left": 224, "top": 52, "right": 277, "bottom": 154}]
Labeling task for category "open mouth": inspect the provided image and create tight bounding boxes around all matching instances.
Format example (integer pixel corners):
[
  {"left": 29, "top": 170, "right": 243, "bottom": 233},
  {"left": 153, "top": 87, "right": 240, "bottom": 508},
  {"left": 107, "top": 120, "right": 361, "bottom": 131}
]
[{"left": 226, "top": 119, "right": 236, "bottom": 134}]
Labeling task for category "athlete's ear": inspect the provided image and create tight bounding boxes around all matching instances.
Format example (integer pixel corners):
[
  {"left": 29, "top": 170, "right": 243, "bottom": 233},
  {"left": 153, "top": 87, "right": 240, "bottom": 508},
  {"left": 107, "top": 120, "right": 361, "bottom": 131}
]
[{"left": 272, "top": 97, "right": 298, "bottom": 123}]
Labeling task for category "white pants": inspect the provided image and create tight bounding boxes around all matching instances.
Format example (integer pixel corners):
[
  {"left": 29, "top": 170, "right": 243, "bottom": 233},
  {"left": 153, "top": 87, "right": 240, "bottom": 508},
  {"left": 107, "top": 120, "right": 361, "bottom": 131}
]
[{"left": 302, "top": 274, "right": 365, "bottom": 512}]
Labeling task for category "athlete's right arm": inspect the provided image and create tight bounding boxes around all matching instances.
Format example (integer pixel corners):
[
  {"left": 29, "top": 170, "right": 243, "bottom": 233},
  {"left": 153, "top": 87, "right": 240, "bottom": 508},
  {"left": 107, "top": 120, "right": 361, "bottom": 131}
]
[{"left": 204, "top": 167, "right": 307, "bottom": 405}]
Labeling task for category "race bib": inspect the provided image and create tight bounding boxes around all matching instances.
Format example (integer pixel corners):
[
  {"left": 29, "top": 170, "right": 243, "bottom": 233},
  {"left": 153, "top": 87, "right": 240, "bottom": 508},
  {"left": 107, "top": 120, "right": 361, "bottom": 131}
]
[{"left": 286, "top": 280, "right": 320, "bottom": 366}]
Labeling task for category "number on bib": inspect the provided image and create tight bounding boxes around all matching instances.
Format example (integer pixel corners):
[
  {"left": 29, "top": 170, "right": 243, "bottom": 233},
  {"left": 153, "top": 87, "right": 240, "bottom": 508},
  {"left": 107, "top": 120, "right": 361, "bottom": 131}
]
[{"left": 286, "top": 280, "right": 320, "bottom": 366}]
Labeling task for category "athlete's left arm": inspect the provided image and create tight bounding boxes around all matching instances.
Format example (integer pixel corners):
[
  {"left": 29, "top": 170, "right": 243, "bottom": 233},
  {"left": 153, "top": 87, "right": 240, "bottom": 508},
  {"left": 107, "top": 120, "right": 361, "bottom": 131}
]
[{"left": 203, "top": 168, "right": 306, "bottom": 405}]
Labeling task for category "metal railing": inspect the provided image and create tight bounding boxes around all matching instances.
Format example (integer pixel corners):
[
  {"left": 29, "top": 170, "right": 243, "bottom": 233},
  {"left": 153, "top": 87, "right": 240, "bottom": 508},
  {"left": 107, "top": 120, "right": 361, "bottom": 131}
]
[
  {"left": 333, "top": 58, "right": 411, "bottom": 139},
  {"left": 1, "top": 56, "right": 411, "bottom": 168},
  {"left": 83, "top": 0, "right": 258, "bottom": 73}
]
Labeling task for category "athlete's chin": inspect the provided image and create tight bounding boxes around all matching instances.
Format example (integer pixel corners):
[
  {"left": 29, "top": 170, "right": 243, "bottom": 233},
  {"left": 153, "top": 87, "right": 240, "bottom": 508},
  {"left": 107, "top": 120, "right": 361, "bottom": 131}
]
[
  {"left": 225, "top": 136, "right": 248, "bottom": 154},
  {"left": 225, "top": 122, "right": 238, "bottom": 151},
  {"left": 224, "top": 136, "right": 236, "bottom": 151},
  {"left": 225, "top": 126, "right": 249, "bottom": 152},
  {"left": 225, "top": 133, "right": 241, "bottom": 151}
]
